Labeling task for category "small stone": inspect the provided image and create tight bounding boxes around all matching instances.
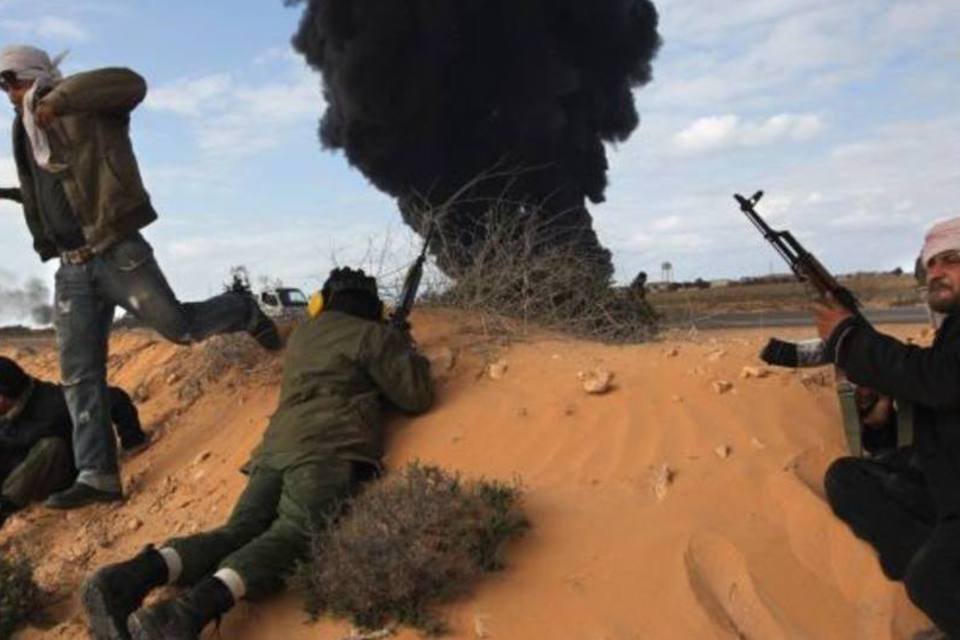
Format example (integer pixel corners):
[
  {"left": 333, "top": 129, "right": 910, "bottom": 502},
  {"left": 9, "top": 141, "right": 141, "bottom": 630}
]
[
  {"left": 800, "top": 372, "right": 830, "bottom": 388},
  {"left": 707, "top": 349, "right": 727, "bottom": 362},
  {"left": 740, "top": 366, "right": 771, "bottom": 379},
  {"left": 487, "top": 359, "right": 509, "bottom": 380},
  {"left": 712, "top": 380, "right": 734, "bottom": 394},
  {"left": 672, "top": 395, "right": 684, "bottom": 403},
  {"left": 714, "top": 445, "right": 732, "bottom": 459},
  {"left": 192, "top": 451, "right": 212, "bottom": 465},
  {"left": 132, "top": 383, "right": 151, "bottom": 403},
  {"left": 128, "top": 517, "right": 143, "bottom": 532},
  {"left": 426, "top": 346, "right": 456, "bottom": 372},
  {"left": 664, "top": 347, "right": 680, "bottom": 358},
  {"left": 750, "top": 437, "right": 766, "bottom": 450},
  {"left": 517, "top": 407, "right": 528, "bottom": 417},
  {"left": 474, "top": 614, "right": 491, "bottom": 639},
  {"left": 651, "top": 464, "right": 673, "bottom": 501},
  {"left": 578, "top": 369, "right": 614, "bottom": 395},
  {"left": 166, "top": 373, "right": 180, "bottom": 385}
]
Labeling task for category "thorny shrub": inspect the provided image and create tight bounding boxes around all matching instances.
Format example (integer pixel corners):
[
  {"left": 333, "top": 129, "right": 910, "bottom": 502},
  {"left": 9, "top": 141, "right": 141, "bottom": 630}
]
[
  {"left": 0, "top": 552, "right": 40, "bottom": 639},
  {"left": 425, "top": 207, "right": 658, "bottom": 342},
  {"left": 295, "top": 463, "right": 529, "bottom": 635}
]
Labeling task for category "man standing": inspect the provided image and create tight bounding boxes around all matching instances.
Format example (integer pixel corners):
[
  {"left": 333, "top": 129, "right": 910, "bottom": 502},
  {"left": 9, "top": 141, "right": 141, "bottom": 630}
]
[
  {"left": 81, "top": 268, "right": 433, "bottom": 640},
  {"left": 0, "top": 357, "right": 147, "bottom": 528},
  {"left": 0, "top": 46, "right": 281, "bottom": 509},
  {"left": 818, "top": 217, "right": 960, "bottom": 639}
]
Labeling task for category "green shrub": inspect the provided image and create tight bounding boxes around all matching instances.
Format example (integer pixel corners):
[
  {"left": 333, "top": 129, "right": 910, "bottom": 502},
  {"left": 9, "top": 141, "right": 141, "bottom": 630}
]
[
  {"left": 0, "top": 552, "right": 40, "bottom": 640},
  {"left": 296, "top": 463, "right": 529, "bottom": 635}
]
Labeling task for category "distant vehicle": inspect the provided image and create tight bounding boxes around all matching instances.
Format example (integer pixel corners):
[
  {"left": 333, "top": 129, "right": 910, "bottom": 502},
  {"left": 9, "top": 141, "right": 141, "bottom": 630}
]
[{"left": 258, "top": 286, "right": 309, "bottom": 320}]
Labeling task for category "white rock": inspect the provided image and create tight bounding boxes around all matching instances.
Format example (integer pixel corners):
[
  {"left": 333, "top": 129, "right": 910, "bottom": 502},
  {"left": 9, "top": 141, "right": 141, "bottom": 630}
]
[
  {"left": 714, "top": 445, "right": 732, "bottom": 459},
  {"left": 651, "top": 464, "right": 673, "bottom": 501},
  {"left": 488, "top": 359, "right": 509, "bottom": 380},
  {"left": 577, "top": 369, "right": 614, "bottom": 395},
  {"left": 740, "top": 366, "right": 771, "bottom": 379},
  {"left": 712, "top": 380, "right": 734, "bottom": 394}
]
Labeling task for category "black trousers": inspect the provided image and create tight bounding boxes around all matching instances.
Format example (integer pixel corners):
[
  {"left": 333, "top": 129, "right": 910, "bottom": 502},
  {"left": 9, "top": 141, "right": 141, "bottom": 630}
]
[{"left": 825, "top": 451, "right": 960, "bottom": 637}]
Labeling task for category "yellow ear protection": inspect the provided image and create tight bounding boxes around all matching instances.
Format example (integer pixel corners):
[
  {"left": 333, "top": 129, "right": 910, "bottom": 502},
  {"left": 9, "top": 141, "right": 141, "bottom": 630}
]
[{"left": 308, "top": 291, "right": 325, "bottom": 319}]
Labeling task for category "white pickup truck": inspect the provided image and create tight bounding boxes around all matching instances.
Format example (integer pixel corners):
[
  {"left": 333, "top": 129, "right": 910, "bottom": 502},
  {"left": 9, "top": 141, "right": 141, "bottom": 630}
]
[{"left": 257, "top": 287, "right": 309, "bottom": 320}]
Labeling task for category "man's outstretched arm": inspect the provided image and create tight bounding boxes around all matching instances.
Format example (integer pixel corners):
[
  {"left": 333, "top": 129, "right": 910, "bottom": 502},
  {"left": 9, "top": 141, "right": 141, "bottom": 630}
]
[{"left": 0, "top": 187, "right": 22, "bottom": 203}]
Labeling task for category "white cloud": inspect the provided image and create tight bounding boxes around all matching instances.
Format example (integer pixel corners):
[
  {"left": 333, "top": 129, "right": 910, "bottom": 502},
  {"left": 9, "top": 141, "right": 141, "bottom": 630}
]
[
  {"left": 145, "top": 74, "right": 233, "bottom": 117},
  {"left": 0, "top": 16, "right": 90, "bottom": 41},
  {"left": 145, "top": 51, "right": 323, "bottom": 160},
  {"left": 673, "top": 113, "right": 822, "bottom": 154}
]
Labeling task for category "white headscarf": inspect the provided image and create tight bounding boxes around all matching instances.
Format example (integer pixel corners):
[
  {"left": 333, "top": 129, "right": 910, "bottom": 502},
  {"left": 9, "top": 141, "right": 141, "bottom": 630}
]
[
  {"left": 921, "top": 216, "right": 960, "bottom": 268},
  {"left": 0, "top": 45, "right": 68, "bottom": 170}
]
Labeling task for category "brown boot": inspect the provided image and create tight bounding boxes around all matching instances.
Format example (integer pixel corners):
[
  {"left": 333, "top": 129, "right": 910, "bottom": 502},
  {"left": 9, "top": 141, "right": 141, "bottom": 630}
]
[{"left": 127, "top": 576, "right": 234, "bottom": 640}]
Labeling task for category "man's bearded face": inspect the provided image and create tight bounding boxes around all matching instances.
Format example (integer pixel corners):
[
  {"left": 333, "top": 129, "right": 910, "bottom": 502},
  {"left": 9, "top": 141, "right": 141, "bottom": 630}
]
[{"left": 926, "top": 250, "right": 960, "bottom": 314}]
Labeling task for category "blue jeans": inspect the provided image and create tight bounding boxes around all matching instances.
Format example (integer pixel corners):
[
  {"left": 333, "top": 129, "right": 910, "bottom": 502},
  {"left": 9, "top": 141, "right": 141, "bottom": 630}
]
[{"left": 54, "top": 233, "right": 253, "bottom": 491}]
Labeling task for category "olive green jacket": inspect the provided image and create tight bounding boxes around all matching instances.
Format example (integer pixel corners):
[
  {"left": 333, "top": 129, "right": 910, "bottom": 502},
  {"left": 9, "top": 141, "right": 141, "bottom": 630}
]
[
  {"left": 12, "top": 67, "right": 157, "bottom": 260},
  {"left": 254, "top": 312, "right": 434, "bottom": 470}
]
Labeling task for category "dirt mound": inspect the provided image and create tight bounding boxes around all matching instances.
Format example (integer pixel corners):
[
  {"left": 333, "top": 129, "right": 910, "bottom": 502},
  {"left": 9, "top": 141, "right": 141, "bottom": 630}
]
[{"left": 0, "top": 312, "right": 934, "bottom": 639}]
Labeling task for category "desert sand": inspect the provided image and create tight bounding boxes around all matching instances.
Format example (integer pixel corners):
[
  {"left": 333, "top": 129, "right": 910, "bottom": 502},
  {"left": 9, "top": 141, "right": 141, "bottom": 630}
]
[{"left": 0, "top": 310, "right": 936, "bottom": 639}]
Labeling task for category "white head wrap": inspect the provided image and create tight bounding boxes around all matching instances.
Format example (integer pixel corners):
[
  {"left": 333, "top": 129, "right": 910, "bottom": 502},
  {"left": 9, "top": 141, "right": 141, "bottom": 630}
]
[
  {"left": 0, "top": 45, "right": 68, "bottom": 170},
  {"left": 921, "top": 217, "right": 960, "bottom": 268}
]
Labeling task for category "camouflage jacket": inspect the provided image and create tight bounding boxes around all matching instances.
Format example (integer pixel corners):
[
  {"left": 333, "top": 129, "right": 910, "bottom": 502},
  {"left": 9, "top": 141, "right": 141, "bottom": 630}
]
[
  {"left": 12, "top": 68, "right": 157, "bottom": 261},
  {"left": 253, "top": 311, "right": 434, "bottom": 470}
]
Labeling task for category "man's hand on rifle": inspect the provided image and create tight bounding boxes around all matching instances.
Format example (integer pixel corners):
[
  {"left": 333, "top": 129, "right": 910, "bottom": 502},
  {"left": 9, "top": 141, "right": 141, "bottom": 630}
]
[{"left": 813, "top": 294, "right": 853, "bottom": 341}]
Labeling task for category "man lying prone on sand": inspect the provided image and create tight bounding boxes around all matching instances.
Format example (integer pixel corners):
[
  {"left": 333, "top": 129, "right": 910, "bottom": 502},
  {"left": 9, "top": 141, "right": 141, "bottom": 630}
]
[
  {"left": 816, "top": 216, "right": 960, "bottom": 640},
  {"left": 81, "top": 267, "right": 434, "bottom": 640}
]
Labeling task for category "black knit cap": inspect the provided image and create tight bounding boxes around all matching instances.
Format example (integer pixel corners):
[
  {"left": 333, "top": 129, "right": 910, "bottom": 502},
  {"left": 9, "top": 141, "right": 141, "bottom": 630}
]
[
  {"left": 0, "top": 357, "right": 30, "bottom": 398},
  {"left": 322, "top": 267, "right": 379, "bottom": 299}
]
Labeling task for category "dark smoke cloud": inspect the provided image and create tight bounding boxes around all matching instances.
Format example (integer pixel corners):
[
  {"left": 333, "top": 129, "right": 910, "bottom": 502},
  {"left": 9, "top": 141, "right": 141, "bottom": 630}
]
[
  {"left": 0, "top": 277, "right": 54, "bottom": 326},
  {"left": 286, "top": 0, "right": 661, "bottom": 277}
]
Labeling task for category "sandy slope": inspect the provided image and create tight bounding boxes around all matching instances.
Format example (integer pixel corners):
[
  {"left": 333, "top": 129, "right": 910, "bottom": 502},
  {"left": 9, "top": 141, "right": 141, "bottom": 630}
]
[{"left": 0, "top": 311, "right": 935, "bottom": 640}]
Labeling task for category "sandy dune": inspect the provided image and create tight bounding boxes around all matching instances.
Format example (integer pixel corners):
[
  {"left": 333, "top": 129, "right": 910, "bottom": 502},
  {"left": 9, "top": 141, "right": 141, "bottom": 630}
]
[{"left": 0, "top": 311, "right": 935, "bottom": 639}]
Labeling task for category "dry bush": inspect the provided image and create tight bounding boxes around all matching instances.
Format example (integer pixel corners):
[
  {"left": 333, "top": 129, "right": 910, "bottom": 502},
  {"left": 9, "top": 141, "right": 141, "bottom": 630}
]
[
  {"left": 425, "top": 208, "right": 658, "bottom": 342},
  {"left": 296, "top": 463, "right": 529, "bottom": 635},
  {"left": 0, "top": 552, "right": 39, "bottom": 639}
]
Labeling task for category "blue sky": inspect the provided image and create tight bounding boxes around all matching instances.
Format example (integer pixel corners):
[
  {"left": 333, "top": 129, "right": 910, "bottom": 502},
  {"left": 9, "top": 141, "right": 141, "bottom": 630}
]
[{"left": 1, "top": 0, "right": 959, "bottom": 323}]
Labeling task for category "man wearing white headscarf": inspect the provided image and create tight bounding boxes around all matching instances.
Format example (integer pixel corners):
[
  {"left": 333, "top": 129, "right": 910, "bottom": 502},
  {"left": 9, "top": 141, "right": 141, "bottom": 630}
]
[
  {"left": 0, "top": 45, "right": 283, "bottom": 510},
  {"left": 816, "top": 216, "right": 960, "bottom": 640}
]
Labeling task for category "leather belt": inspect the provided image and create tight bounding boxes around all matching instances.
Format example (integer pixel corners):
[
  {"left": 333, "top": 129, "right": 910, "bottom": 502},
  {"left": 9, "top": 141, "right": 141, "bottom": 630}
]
[{"left": 60, "top": 246, "right": 96, "bottom": 265}]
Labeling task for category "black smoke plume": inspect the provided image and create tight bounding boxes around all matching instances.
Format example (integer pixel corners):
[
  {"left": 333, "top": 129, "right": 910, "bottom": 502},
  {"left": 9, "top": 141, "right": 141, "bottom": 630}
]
[
  {"left": 286, "top": 0, "right": 661, "bottom": 278},
  {"left": 0, "top": 277, "right": 53, "bottom": 326}
]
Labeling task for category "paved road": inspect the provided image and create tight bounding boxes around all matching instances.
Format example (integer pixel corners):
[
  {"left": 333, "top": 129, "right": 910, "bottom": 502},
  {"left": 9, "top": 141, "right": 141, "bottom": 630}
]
[{"left": 666, "top": 306, "right": 930, "bottom": 329}]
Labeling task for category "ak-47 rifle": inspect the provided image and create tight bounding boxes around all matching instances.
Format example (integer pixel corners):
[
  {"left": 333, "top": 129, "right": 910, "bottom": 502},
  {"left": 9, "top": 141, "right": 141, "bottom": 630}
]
[
  {"left": 736, "top": 190, "right": 862, "bottom": 316},
  {"left": 390, "top": 226, "right": 435, "bottom": 330},
  {"left": 735, "top": 190, "right": 912, "bottom": 457}
]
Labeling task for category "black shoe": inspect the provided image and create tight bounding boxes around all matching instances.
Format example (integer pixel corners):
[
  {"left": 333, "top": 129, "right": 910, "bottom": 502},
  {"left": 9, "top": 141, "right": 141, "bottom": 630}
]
[
  {"left": 248, "top": 304, "right": 283, "bottom": 351},
  {"left": 120, "top": 431, "right": 150, "bottom": 456},
  {"left": 128, "top": 576, "right": 234, "bottom": 640},
  {"left": 45, "top": 482, "right": 122, "bottom": 510},
  {"left": 82, "top": 547, "right": 169, "bottom": 640}
]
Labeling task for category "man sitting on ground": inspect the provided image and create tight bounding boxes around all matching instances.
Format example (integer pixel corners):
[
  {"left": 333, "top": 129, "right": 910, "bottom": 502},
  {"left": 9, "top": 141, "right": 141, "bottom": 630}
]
[
  {"left": 82, "top": 267, "right": 434, "bottom": 640},
  {"left": 0, "top": 356, "right": 147, "bottom": 528},
  {"left": 818, "top": 217, "right": 960, "bottom": 640}
]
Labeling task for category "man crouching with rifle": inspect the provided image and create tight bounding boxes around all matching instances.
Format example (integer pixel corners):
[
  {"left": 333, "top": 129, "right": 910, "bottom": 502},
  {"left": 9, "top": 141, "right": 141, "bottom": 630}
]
[{"left": 816, "top": 217, "right": 960, "bottom": 640}]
